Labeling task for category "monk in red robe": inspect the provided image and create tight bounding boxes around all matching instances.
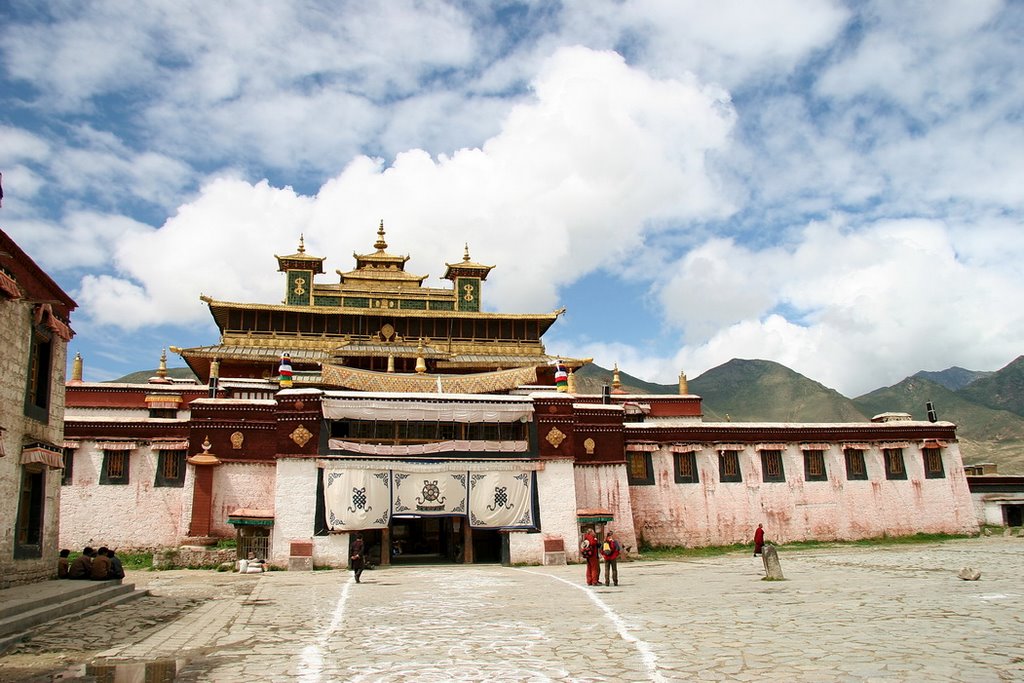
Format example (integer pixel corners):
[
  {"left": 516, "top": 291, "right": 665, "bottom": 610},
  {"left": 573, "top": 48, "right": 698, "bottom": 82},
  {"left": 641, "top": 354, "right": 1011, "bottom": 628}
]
[
  {"left": 753, "top": 524, "right": 765, "bottom": 556},
  {"left": 581, "top": 528, "right": 600, "bottom": 586}
]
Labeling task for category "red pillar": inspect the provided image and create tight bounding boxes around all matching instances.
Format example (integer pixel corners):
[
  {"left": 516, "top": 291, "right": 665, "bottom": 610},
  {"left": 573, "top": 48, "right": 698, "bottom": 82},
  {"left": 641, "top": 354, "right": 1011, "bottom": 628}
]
[{"left": 187, "top": 450, "right": 221, "bottom": 539}]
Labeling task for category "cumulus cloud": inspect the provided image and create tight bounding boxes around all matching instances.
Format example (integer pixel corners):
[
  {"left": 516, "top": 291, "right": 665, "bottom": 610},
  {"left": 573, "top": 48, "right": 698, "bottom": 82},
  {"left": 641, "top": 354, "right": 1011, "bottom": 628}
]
[{"left": 78, "top": 46, "right": 736, "bottom": 328}]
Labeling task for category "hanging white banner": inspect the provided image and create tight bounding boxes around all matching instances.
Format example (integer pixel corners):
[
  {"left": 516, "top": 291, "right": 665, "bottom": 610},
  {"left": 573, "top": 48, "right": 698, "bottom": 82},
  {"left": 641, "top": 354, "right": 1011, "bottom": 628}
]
[
  {"left": 468, "top": 471, "right": 534, "bottom": 529},
  {"left": 324, "top": 468, "right": 391, "bottom": 531},
  {"left": 393, "top": 471, "right": 468, "bottom": 516}
]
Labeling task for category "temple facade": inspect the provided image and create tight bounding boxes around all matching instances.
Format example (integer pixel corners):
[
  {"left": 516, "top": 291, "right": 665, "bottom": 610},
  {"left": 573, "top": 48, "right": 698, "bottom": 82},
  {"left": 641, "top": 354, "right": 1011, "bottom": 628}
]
[
  {"left": 60, "top": 225, "right": 977, "bottom": 567},
  {"left": 0, "top": 228, "right": 76, "bottom": 587}
]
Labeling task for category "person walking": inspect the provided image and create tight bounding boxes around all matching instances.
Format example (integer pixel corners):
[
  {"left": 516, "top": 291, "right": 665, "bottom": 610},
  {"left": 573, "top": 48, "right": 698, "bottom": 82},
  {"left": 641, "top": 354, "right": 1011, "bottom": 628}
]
[
  {"left": 753, "top": 523, "right": 765, "bottom": 556},
  {"left": 580, "top": 527, "right": 600, "bottom": 586},
  {"left": 601, "top": 531, "right": 622, "bottom": 587},
  {"left": 350, "top": 532, "right": 365, "bottom": 583}
]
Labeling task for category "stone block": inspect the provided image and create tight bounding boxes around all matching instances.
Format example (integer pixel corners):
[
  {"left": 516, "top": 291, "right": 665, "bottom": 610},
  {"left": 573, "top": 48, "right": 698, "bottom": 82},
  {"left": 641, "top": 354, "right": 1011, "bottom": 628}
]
[
  {"left": 762, "top": 545, "right": 784, "bottom": 580},
  {"left": 543, "top": 551, "right": 566, "bottom": 566},
  {"left": 958, "top": 567, "right": 981, "bottom": 581},
  {"left": 290, "top": 541, "right": 314, "bottom": 557},
  {"left": 288, "top": 556, "right": 313, "bottom": 571}
]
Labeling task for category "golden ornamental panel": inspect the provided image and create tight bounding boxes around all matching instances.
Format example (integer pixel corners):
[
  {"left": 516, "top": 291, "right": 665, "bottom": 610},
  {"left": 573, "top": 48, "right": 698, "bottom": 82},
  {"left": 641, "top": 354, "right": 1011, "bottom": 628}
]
[
  {"left": 290, "top": 425, "right": 313, "bottom": 448},
  {"left": 546, "top": 427, "right": 566, "bottom": 449}
]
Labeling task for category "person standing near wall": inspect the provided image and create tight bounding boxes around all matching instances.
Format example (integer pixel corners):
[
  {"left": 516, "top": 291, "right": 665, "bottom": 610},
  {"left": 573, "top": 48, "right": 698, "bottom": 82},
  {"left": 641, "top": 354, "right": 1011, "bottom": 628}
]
[
  {"left": 580, "top": 527, "right": 600, "bottom": 586},
  {"left": 601, "top": 531, "right": 622, "bottom": 587},
  {"left": 753, "top": 524, "right": 765, "bottom": 556}
]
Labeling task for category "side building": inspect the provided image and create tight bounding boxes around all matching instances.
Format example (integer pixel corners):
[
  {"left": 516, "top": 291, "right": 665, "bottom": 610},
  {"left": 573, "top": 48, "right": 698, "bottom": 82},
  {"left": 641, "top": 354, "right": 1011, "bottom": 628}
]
[
  {"left": 60, "top": 225, "right": 977, "bottom": 567},
  {"left": 0, "top": 228, "right": 76, "bottom": 587}
]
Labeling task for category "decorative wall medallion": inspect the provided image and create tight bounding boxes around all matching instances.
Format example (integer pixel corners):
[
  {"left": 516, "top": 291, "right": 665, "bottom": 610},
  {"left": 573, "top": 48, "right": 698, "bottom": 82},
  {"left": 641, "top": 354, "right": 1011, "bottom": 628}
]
[
  {"left": 546, "top": 427, "right": 566, "bottom": 449},
  {"left": 290, "top": 425, "right": 313, "bottom": 447},
  {"left": 230, "top": 431, "right": 244, "bottom": 449},
  {"left": 548, "top": 405, "right": 558, "bottom": 413},
  {"left": 294, "top": 400, "right": 305, "bottom": 411},
  {"left": 584, "top": 438, "right": 596, "bottom": 455}
]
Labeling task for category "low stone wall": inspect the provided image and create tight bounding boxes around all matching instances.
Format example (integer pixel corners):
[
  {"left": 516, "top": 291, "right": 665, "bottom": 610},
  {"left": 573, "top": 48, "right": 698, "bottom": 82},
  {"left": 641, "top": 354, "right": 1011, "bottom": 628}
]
[{"left": 153, "top": 546, "right": 237, "bottom": 569}]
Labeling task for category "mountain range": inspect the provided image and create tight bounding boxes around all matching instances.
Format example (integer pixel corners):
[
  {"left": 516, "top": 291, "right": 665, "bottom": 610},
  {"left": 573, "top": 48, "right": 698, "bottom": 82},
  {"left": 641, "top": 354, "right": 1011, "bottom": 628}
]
[{"left": 110, "top": 356, "right": 1024, "bottom": 474}]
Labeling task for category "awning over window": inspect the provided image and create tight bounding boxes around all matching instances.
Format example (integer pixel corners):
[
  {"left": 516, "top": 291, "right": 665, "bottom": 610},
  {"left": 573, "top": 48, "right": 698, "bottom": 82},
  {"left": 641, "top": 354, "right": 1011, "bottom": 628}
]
[
  {"left": 151, "top": 441, "right": 189, "bottom": 450},
  {"left": 21, "top": 444, "right": 64, "bottom": 469},
  {"left": 842, "top": 443, "right": 871, "bottom": 450},
  {"left": 96, "top": 442, "right": 137, "bottom": 451},
  {"left": 669, "top": 444, "right": 704, "bottom": 453},
  {"left": 577, "top": 508, "right": 614, "bottom": 524},
  {"left": 227, "top": 508, "right": 275, "bottom": 527},
  {"left": 328, "top": 439, "right": 528, "bottom": 456},
  {"left": 800, "top": 443, "right": 832, "bottom": 451},
  {"left": 322, "top": 398, "right": 534, "bottom": 423},
  {"left": 713, "top": 444, "right": 745, "bottom": 452},
  {"left": 625, "top": 443, "right": 658, "bottom": 452},
  {"left": 922, "top": 439, "right": 949, "bottom": 448},
  {"left": 879, "top": 442, "right": 911, "bottom": 450},
  {"left": 755, "top": 443, "right": 788, "bottom": 451},
  {"left": 0, "top": 271, "right": 20, "bottom": 299},
  {"left": 62, "top": 440, "right": 80, "bottom": 450}
]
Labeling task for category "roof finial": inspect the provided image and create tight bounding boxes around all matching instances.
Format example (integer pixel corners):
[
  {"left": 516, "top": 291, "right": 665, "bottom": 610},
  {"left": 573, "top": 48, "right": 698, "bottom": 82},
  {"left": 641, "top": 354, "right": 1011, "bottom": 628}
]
[
  {"left": 374, "top": 219, "right": 388, "bottom": 251},
  {"left": 157, "top": 348, "right": 168, "bottom": 379},
  {"left": 298, "top": 234, "right": 306, "bottom": 254},
  {"left": 463, "top": 243, "right": 471, "bottom": 262},
  {"left": 612, "top": 363, "right": 621, "bottom": 391},
  {"left": 70, "top": 352, "right": 83, "bottom": 384}
]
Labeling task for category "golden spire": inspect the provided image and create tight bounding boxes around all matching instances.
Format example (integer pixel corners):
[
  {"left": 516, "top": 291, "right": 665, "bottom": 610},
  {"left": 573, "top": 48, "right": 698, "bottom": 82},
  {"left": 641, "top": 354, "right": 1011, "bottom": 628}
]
[
  {"left": 463, "top": 243, "right": 471, "bottom": 262},
  {"left": 210, "top": 358, "right": 220, "bottom": 380},
  {"left": 387, "top": 354, "right": 395, "bottom": 373},
  {"left": 612, "top": 363, "right": 621, "bottom": 391},
  {"left": 678, "top": 371, "right": 688, "bottom": 395},
  {"left": 70, "top": 352, "right": 83, "bottom": 384},
  {"left": 567, "top": 368, "right": 577, "bottom": 394},
  {"left": 298, "top": 234, "right": 306, "bottom": 254},
  {"left": 374, "top": 220, "right": 388, "bottom": 251},
  {"left": 157, "top": 348, "right": 168, "bottom": 378}
]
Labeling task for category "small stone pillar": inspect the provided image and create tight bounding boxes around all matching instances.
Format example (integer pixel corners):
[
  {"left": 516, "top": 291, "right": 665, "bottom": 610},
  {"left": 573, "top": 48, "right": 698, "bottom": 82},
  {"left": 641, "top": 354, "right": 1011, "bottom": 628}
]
[
  {"left": 186, "top": 437, "right": 222, "bottom": 538},
  {"left": 762, "top": 544, "right": 784, "bottom": 580}
]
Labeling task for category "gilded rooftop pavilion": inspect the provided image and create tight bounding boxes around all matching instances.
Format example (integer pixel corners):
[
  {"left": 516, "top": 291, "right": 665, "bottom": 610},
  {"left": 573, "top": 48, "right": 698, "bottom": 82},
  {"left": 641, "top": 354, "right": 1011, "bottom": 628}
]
[{"left": 173, "top": 221, "right": 587, "bottom": 393}]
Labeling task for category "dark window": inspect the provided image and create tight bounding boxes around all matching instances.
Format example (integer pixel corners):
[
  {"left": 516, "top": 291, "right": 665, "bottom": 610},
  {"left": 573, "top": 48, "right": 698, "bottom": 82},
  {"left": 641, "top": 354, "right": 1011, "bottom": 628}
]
[
  {"left": 719, "top": 450, "right": 742, "bottom": 483},
  {"left": 149, "top": 408, "right": 177, "bottom": 419},
  {"left": 673, "top": 451, "right": 699, "bottom": 484},
  {"left": 61, "top": 448, "right": 74, "bottom": 485},
  {"left": 24, "top": 329, "right": 53, "bottom": 422},
  {"left": 15, "top": 466, "right": 45, "bottom": 558},
  {"left": 803, "top": 451, "right": 827, "bottom": 482},
  {"left": 923, "top": 448, "right": 945, "bottom": 479},
  {"left": 844, "top": 449, "right": 868, "bottom": 480},
  {"left": 883, "top": 448, "right": 907, "bottom": 480},
  {"left": 100, "top": 451, "right": 130, "bottom": 485},
  {"left": 155, "top": 450, "right": 187, "bottom": 487},
  {"left": 626, "top": 452, "right": 655, "bottom": 485},
  {"left": 761, "top": 450, "right": 786, "bottom": 482}
]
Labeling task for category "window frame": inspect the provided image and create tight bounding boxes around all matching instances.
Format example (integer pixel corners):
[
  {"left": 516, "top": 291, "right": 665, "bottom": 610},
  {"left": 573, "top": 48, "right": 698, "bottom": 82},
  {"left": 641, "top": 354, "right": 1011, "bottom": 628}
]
[
  {"left": 626, "top": 452, "right": 655, "bottom": 485},
  {"left": 718, "top": 450, "right": 742, "bottom": 483},
  {"left": 844, "top": 448, "right": 868, "bottom": 480},
  {"left": 760, "top": 450, "right": 786, "bottom": 483},
  {"left": 673, "top": 451, "right": 700, "bottom": 484},
  {"left": 100, "top": 450, "right": 131, "bottom": 485},
  {"left": 922, "top": 447, "right": 945, "bottom": 479},
  {"left": 24, "top": 327, "right": 54, "bottom": 423},
  {"left": 883, "top": 448, "right": 907, "bottom": 480},
  {"left": 61, "top": 448, "right": 74, "bottom": 486},
  {"left": 15, "top": 465, "right": 46, "bottom": 559},
  {"left": 803, "top": 450, "right": 827, "bottom": 482},
  {"left": 154, "top": 450, "right": 187, "bottom": 487}
]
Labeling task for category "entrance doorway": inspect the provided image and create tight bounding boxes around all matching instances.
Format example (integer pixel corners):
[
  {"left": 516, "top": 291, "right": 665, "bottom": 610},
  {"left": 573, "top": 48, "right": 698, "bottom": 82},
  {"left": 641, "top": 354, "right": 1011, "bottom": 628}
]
[
  {"left": 1005, "top": 504, "right": 1024, "bottom": 527},
  {"left": 390, "top": 516, "right": 460, "bottom": 564}
]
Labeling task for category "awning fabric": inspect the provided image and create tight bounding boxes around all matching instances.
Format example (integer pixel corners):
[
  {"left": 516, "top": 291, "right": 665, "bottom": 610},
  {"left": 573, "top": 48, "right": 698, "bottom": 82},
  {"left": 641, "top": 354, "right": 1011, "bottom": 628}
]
[
  {"left": 0, "top": 271, "right": 20, "bottom": 299},
  {"left": 62, "top": 440, "right": 80, "bottom": 449},
  {"left": 879, "top": 442, "right": 911, "bottom": 450},
  {"left": 922, "top": 439, "right": 949, "bottom": 448},
  {"left": 322, "top": 398, "right": 534, "bottom": 423},
  {"left": 96, "top": 442, "right": 137, "bottom": 451},
  {"left": 625, "top": 444, "right": 658, "bottom": 452},
  {"left": 669, "top": 444, "right": 704, "bottom": 453},
  {"left": 842, "top": 443, "right": 871, "bottom": 450},
  {"left": 151, "top": 441, "right": 189, "bottom": 450},
  {"left": 21, "top": 444, "right": 64, "bottom": 469},
  {"left": 328, "top": 439, "right": 528, "bottom": 455},
  {"left": 755, "top": 444, "right": 788, "bottom": 451},
  {"left": 800, "top": 443, "right": 832, "bottom": 451}
]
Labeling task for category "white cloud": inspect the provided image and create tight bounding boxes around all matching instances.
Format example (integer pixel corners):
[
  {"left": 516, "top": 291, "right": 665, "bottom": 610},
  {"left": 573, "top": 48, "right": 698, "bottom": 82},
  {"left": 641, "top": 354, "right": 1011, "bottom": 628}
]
[{"left": 77, "top": 46, "right": 736, "bottom": 329}]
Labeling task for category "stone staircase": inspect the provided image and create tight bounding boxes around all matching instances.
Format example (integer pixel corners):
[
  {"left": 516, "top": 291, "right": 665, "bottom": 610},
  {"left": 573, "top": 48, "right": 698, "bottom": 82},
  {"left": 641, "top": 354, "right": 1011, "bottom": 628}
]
[{"left": 0, "top": 579, "right": 147, "bottom": 653}]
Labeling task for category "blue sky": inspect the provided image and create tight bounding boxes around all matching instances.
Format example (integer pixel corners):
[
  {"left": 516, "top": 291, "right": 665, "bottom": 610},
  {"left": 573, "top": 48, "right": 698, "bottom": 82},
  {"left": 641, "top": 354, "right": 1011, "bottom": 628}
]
[{"left": 1, "top": 1, "right": 1022, "bottom": 396}]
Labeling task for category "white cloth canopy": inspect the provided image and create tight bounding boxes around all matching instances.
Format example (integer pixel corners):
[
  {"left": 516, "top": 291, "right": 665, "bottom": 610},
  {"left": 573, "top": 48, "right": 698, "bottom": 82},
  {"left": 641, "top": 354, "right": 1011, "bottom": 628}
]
[{"left": 321, "top": 398, "right": 534, "bottom": 423}]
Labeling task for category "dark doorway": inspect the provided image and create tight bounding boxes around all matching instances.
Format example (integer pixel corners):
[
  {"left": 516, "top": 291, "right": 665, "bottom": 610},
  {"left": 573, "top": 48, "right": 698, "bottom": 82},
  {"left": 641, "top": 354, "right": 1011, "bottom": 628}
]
[
  {"left": 391, "top": 517, "right": 459, "bottom": 564},
  {"left": 15, "top": 466, "right": 45, "bottom": 559},
  {"left": 471, "top": 528, "right": 502, "bottom": 564},
  {"left": 1005, "top": 505, "right": 1024, "bottom": 527}
]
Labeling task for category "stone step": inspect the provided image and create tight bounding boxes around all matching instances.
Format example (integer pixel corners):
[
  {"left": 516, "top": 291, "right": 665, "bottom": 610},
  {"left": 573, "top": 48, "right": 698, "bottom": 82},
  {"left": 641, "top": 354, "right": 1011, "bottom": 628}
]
[{"left": 0, "top": 581, "right": 146, "bottom": 642}]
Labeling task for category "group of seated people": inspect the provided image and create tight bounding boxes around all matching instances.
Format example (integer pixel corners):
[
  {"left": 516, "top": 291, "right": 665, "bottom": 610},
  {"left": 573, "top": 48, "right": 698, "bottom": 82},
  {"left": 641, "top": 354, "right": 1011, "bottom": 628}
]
[{"left": 58, "top": 547, "right": 125, "bottom": 581}]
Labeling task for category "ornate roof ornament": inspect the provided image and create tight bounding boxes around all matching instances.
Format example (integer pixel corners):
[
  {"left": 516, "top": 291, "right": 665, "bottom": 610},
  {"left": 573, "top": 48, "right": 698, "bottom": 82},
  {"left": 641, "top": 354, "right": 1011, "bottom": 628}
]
[{"left": 374, "top": 219, "right": 388, "bottom": 252}]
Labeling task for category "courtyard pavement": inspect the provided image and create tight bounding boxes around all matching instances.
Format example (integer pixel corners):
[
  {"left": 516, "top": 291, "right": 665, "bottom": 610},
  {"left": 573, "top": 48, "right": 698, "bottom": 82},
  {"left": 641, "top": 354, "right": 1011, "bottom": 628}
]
[{"left": 2, "top": 536, "right": 1022, "bottom": 682}]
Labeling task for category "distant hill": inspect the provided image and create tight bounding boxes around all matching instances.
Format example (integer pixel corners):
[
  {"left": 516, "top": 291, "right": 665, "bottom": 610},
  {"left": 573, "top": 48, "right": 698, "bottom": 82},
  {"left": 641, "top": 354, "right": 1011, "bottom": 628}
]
[
  {"left": 689, "top": 359, "right": 868, "bottom": 423},
  {"left": 572, "top": 363, "right": 677, "bottom": 396},
  {"left": 956, "top": 355, "right": 1024, "bottom": 418},
  {"left": 108, "top": 367, "right": 199, "bottom": 384},
  {"left": 913, "top": 366, "right": 992, "bottom": 391},
  {"left": 853, "top": 376, "right": 1024, "bottom": 473}
]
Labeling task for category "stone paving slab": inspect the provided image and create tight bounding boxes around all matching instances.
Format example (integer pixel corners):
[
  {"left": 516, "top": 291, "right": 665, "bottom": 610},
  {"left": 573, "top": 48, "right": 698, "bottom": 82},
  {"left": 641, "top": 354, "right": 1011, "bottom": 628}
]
[{"left": 1, "top": 537, "right": 1023, "bottom": 681}]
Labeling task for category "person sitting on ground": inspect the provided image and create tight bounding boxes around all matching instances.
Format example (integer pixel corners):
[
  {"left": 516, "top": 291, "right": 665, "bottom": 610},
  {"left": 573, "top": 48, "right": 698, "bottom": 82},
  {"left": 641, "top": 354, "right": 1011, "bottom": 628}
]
[
  {"left": 57, "top": 548, "right": 71, "bottom": 579},
  {"left": 90, "top": 546, "right": 112, "bottom": 580},
  {"left": 106, "top": 548, "right": 125, "bottom": 580},
  {"left": 68, "top": 547, "right": 94, "bottom": 580}
]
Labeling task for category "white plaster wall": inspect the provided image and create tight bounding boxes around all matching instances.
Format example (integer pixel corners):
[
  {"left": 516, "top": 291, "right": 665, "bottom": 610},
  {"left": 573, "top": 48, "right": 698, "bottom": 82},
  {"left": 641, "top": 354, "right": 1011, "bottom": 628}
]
[
  {"left": 209, "top": 462, "right": 276, "bottom": 538},
  {"left": 59, "top": 443, "right": 186, "bottom": 549},
  {"left": 573, "top": 463, "right": 639, "bottom": 554},
  {"left": 629, "top": 444, "right": 978, "bottom": 548},
  {"left": 508, "top": 458, "right": 579, "bottom": 565},
  {"left": 273, "top": 458, "right": 343, "bottom": 566}
]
